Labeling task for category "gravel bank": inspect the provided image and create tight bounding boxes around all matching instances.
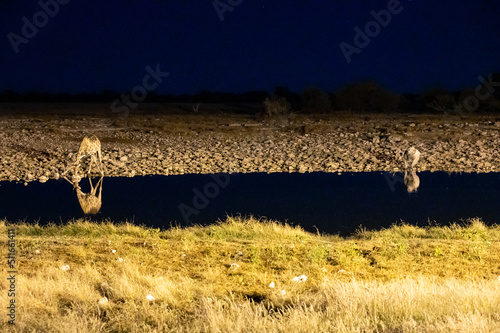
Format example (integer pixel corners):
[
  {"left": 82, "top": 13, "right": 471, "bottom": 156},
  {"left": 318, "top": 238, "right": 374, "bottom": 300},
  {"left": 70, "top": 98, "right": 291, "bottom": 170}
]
[{"left": 1, "top": 110, "right": 499, "bottom": 183}]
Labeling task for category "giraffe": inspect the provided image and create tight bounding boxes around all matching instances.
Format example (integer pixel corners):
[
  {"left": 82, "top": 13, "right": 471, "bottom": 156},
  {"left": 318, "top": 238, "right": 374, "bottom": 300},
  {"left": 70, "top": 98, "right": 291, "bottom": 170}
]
[
  {"left": 64, "top": 175, "right": 104, "bottom": 215},
  {"left": 63, "top": 135, "right": 105, "bottom": 177}
]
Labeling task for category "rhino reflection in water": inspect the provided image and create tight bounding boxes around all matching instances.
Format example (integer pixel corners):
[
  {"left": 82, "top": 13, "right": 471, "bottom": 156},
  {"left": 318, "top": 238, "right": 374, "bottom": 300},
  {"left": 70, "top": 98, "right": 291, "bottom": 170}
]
[
  {"left": 402, "top": 147, "right": 421, "bottom": 193},
  {"left": 64, "top": 175, "right": 104, "bottom": 215},
  {"left": 404, "top": 170, "right": 420, "bottom": 193}
]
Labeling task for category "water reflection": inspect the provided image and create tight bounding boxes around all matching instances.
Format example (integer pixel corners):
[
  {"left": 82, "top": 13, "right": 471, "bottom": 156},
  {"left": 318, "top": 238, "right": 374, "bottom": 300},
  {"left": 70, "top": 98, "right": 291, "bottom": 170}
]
[
  {"left": 403, "top": 147, "right": 421, "bottom": 193},
  {"left": 0, "top": 172, "right": 498, "bottom": 236},
  {"left": 404, "top": 170, "right": 420, "bottom": 193},
  {"left": 63, "top": 175, "right": 103, "bottom": 215}
]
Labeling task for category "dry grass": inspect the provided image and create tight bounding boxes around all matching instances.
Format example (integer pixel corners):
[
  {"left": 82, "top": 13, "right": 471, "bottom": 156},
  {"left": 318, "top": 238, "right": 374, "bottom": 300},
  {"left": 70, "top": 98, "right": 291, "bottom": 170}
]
[{"left": 1, "top": 217, "right": 499, "bottom": 332}]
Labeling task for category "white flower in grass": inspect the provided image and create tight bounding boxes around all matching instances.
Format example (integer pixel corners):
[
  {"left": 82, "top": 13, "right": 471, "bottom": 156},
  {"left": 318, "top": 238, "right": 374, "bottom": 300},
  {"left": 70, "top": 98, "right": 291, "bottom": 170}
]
[
  {"left": 111, "top": 249, "right": 116, "bottom": 253},
  {"left": 229, "top": 263, "right": 240, "bottom": 270},
  {"left": 280, "top": 290, "right": 286, "bottom": 296},
  {"left": 118, "top": 257, "right": 124, "bottom": 262},
  {"left": 35, "top": 250, "right": 40, "bottom": 254},
  {"left": 292, "top": 275, "right": 307, "bottom": 282},
  {"left": 146, "top": 294, "right": 155, "bottom": 301},
  {"left": 98, "top": 297, "right": 109, "bottom": 305},
  {"left": 61, "top": 265, "right": 70, "bottom": 271},
  {"left": 269, "top": 282, "right": 275, "bottom": 288},
  {"left": 338, "top": 269, "right": 346, "bottom": 273}
]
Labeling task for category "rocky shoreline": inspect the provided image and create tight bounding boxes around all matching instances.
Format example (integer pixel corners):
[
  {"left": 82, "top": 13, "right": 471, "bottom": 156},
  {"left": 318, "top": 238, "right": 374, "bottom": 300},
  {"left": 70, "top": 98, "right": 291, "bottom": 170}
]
[{"left": 1, "top": 109, "right": 499, "bottom": 183}]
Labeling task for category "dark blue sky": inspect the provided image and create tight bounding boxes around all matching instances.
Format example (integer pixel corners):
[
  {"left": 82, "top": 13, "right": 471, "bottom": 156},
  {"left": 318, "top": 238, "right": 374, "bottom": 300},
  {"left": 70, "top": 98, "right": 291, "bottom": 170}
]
[{"left": 1, "top": 0, "right": 499, "bottom": 95}]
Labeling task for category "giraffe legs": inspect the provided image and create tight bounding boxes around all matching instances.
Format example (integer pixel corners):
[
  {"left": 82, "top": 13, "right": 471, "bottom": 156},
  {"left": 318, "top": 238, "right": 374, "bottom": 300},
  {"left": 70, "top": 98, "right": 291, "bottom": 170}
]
[
  {"left": 87, "top": 175, "right": 103, "bottom": 196},
  {"left": 91, "top": 152, "right": 104, "bottom": 176},
  {"left": 97, "top": 147, "right": 105, "bottom": 176},
  {"left": 61, "top": 166, "right": 71, "bottom": 177},
  {"left": 65, "top": 136, "right": 106, "bottom": 178},
  {"left": 96, "top": 176, "right": 103, "bottom": 200},
  {"left": 86, "top": 150, "right": 105, "bottom": 176},
  {"left": 88, "top": 156, "right": 93, "bottom": 175},
  {"left": 77, "top": 155, "right": 105, "bottom": 177},
  {"left": 62, "top": 162, "right": 79, "bottom": 177}
]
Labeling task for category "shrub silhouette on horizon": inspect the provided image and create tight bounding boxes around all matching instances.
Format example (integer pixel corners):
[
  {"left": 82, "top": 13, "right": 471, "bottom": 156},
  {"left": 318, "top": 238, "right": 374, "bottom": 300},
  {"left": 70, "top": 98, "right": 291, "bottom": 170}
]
[
  {"left": 335, "top": 81, "right": 399, "bottom": 112},
  {"left": 301, "top": 87, "right": 331, "bottom": 114}
]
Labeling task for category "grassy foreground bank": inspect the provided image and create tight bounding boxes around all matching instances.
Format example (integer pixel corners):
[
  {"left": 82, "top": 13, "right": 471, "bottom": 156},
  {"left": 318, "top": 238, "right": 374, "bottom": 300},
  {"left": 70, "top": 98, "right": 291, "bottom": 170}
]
[{"left": 1, "top": 217, "right": 500, "bottom": 332}]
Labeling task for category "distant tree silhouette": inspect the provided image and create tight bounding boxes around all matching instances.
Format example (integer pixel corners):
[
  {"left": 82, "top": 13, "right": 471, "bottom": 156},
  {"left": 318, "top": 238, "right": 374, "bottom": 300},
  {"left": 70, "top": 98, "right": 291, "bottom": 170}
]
[
  {"left": 426, "top": 92, "right": 456, "bottom": 114},
  {"left": 492, "top": 73, "right": 500, "bottom": 100},
  {"left": 274, "top": 86, "right": 300, "bottom": 111},
  {"left": 240, "top": 90, "right": 268, "bottom": 103},
  {"left": 456, "top": 88, "right": 500, "bottom": 114},
  {"left": 301, "top": 87, "right": 331, "bottom": 113},
  {"left": 1, "top": 77, "right": 498, "bottom": 115},
  {"left": 264, "top": 96, "right": 289, "bottom": 116},
  {"left": 335, "top": 81, "right": 399, "bottom": 112}
]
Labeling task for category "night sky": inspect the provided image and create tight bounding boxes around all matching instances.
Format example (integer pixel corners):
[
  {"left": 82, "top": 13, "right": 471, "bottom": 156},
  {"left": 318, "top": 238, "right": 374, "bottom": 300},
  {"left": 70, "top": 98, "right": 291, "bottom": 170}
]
[{"left": 1, "top": 0, "right": 499, "bottom": 95}]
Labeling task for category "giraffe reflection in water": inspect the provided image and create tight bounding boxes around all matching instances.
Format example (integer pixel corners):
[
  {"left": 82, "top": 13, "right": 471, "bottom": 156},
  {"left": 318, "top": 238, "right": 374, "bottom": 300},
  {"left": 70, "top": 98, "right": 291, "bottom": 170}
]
[
  {"left": 64, "top": 175, "right": 104, "bottom": 215},
  {"left": 61, "top": 135, "right": 106, "bottom": 214}
]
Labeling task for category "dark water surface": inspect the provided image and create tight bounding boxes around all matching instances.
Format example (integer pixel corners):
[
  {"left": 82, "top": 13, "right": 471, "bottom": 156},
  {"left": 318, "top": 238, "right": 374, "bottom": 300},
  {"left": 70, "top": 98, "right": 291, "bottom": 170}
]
[{"left": 0, "top": 172, "right": 498, "bottom": 235}]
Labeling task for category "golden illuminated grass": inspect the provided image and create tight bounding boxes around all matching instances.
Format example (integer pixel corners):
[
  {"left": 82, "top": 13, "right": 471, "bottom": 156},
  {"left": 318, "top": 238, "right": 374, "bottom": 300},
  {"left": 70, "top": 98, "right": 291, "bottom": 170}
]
[{"left": 0, "top": 217, "right": 499, "bottom": 332}]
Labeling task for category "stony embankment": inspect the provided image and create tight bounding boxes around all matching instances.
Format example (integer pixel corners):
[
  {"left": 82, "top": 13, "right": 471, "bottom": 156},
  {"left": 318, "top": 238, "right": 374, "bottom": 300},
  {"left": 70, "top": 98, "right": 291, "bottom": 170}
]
[{"left": 1, "top": 113, "right": 499, "bottom": 183}]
